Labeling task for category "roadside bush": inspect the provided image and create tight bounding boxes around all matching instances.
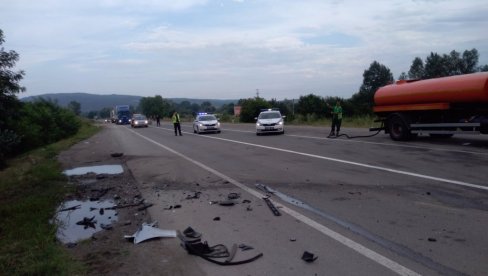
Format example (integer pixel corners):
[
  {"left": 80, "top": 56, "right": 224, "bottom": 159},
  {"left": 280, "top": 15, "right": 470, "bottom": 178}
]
[
  {"left": 0, "top": 129, "right": 21, "bottom": 168},
  {"left": 15, "top": 100, "right": 81, "bottom": 152}
]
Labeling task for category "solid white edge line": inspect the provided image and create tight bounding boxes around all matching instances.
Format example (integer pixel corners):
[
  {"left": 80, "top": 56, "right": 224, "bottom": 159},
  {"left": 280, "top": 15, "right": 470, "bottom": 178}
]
[{"left": 126, "top": 127, "right": 421, "bottom": 276}]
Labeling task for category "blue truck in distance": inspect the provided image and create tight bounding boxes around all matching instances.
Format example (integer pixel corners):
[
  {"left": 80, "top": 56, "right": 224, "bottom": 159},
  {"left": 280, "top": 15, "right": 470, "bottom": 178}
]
[{"left": 113, "top": 105, "right": 131, "bottom": 124}]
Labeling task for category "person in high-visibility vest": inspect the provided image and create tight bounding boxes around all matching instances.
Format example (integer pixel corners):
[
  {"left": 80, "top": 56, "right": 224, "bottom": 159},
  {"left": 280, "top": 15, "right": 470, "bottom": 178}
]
[
  {"left": 328, "top": 101, "right": 343, "bottom": 137},
  {"left": 172, "top": 111, "right": 182, "bottom": 136}
]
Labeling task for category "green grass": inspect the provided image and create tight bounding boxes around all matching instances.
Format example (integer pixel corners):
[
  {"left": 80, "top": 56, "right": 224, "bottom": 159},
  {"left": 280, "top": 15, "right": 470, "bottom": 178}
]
[{"left": 0, "top": 119, "right": 100, "bottom": 275}]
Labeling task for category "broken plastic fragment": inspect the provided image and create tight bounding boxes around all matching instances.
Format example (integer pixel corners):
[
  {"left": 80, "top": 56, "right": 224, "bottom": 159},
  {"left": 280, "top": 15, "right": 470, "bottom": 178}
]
[
  {"left": 301, "top": 251, "right": 318, "bottom": 262},
  {"left": 124, "top": 222, "right": 176, "bottom": 244}
]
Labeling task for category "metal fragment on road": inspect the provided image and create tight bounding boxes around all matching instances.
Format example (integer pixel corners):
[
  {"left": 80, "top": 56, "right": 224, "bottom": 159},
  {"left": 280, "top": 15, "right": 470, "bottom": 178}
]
[
  {"left": 124, "top": 222, "right": 176, "bottom": 244},
  {"left": 263, "top": 197, "right": 281, "bottom": 216}
]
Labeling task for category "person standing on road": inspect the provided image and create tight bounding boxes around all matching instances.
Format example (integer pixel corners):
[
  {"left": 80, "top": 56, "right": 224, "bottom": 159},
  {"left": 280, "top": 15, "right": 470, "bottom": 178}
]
[
  {"left": 172, "top": 111, "right": 182, "bottom": 136},
  {"left": 156, "top": 115, "right": 161, "bottom": 127},
  {"left": 328, "top": 101, "right": 343, "bottom": 137}
]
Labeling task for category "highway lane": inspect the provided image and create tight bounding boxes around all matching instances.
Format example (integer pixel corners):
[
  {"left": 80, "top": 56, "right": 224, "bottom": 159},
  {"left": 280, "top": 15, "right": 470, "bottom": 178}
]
[{"left": 111, "top": 122, "right": 488, "bottom": 275}]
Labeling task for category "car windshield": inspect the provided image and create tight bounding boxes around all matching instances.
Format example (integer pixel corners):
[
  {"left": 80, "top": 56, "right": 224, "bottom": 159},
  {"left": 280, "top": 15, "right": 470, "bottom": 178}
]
[
  {"left": 199, "top": 115, "right": 216, "bottom": 121},
  {"left": 134, "top": 115, "right": 146, "bottom": 120},
  {"left": 259, "top": 112, "right": 281, "bottom": 119}
]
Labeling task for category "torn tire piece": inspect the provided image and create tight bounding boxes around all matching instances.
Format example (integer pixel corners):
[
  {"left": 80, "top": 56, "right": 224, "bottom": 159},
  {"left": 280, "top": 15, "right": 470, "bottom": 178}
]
[
  {"left": 263, "top": 197, "right": 281, "bottom": 216},
  {"left": 218, "top": 200, "right": 236, "bottom": 206},
  {"left": 225, "top": 244, "right": 238, "bottom": 263}
]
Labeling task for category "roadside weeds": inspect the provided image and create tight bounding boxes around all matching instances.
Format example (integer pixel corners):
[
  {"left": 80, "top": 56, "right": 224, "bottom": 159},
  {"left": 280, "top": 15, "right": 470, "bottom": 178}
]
[{"left": 0, "top": 120, "right": 99, "bottom": 275}]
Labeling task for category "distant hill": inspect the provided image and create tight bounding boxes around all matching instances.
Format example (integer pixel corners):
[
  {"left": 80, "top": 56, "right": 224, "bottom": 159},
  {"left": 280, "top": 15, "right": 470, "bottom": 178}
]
[{"left": 20, "top": 93, "right": 237, "bottom": 113}]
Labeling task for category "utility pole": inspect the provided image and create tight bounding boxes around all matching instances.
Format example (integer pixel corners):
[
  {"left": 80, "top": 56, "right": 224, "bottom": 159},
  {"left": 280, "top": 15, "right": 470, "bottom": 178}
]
[{"left": 256, "top": 89, "right": 260, "bottom": 98}]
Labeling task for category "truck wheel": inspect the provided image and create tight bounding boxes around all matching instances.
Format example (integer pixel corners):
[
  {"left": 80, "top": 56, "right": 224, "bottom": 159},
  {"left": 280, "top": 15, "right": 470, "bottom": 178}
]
[{"left": 388, "top": 114, "right": 412, "bottom": 141}]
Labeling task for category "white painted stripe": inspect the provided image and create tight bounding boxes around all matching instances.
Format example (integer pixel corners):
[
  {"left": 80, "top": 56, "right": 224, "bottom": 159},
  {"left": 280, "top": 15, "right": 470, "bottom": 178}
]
[
  {"left": 126, "top": 127, "right": 421, "bottom": 276},
  {"left": 160, "top": 126, "right": 488, "bottom": 191},
  {"left": 220, "top": 127, "right": 488, "bottom": 156}
]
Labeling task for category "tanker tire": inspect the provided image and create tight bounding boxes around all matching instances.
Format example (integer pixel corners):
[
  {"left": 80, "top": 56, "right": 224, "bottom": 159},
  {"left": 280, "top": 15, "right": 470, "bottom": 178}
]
[{"left": 388, "top": 114, "right": 412, "bottom": 141}]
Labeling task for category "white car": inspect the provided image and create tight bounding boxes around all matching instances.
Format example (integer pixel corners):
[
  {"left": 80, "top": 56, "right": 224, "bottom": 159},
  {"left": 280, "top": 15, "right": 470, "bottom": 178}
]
[
  {"left": 193, "top": 113, "right": 221, "bottom": 134},
  {"left": 131, "top": 114, "right": 148, "bottom": 128},
  {"left": 255, "top": 109, "right": 285, "bottom": 135}
]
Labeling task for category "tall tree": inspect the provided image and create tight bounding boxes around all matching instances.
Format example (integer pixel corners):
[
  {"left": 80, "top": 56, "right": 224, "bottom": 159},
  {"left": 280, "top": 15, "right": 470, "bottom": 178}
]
[
  {"left": 408, "top": 57, "right": 424, "bottom": 79},
  {"left": 398, "top": 72, "right": 408, "bottom": 80},
  {"left": 0, "top": 29, "right": 25, "bottom": 130},
  {"left": 423, "top": 52, "right": 446, "bottom": 79},
  {"left": 295, "top": 94, "right": 326, "bottom": 118},
  {"left": 461, "top": 48, "right": 479, "bottom": 74},
  {"left": 351, "top": 61, "right": 393, "bottom": 114},
  {"left": 138, "top": 95, "right": 171, "bottom": 118},
  {"left": 238, "top": 97, "right": 270, "bottom": 122},
  {"left": 0, "top": 29, "right": 25, "bottom": 166}
]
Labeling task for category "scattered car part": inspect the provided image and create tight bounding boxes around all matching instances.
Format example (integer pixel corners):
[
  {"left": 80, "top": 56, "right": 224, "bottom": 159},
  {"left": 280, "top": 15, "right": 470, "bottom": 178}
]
[
  {"left": 238, "top": 244, "right": 254, "bottom": 251},
  {"left": 110, "top": 152, "right": 124, "bottom": 157},
  {"left": 227, "top": 192, "right": 240, "bottom": 200},
  {"left": 186, "top": 191, "right": 202, "bottom": 199},
  {"left": 177, "top": 228, "right": 263, "bottom": 266},
  {"left": 213, "top": 217, "right": 221, "bottom": 221},
  {"left": 301, "top": 251, "right": 318, "bottom": 263},
  {"left": 124, "top": 222, "right": 176, "bottom": 244},
  {"left": 263, "top": 197, "right": 281, "bottom": 216},
  {"left": 76, "top": 216, "right": 97, "bottom": 229}
]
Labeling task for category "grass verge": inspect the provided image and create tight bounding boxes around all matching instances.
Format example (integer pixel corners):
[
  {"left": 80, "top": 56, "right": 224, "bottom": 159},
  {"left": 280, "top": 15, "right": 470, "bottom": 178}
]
[{"left": 0, "top": 119, "right": 100, "bottom": 275}]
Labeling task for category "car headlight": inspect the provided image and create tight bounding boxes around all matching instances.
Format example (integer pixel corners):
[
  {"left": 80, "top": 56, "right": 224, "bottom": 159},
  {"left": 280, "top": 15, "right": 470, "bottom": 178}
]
[
  {"left": 217, "top": 122, "right": 221, "bottom": 127},
  {"left": 278, "top": 120, "right": 283, "bottom": 125},
  {"left": 256, "top": 122, "right": 261, "bottom": 126},
  {"left": 135, "top": 121, "right": 138, "bottom": 124},
  {"left": 199, "top": 123, "right": 203, "bottom": 127},
  {"left": 118, "top": 120, "right": 122, "bottom": 123},
  {"left": 144, "top": 120, "right": 148, "bottom": 124}
]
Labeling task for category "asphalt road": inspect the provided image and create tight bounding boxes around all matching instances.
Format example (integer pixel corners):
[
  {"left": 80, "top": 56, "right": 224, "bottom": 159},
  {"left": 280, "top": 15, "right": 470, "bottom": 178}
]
[{"left": 107, "top": 121, "right": 488, "bottom": 276}]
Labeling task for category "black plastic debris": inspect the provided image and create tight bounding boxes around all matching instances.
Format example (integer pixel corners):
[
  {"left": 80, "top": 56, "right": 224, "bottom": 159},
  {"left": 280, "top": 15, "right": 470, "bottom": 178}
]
[
  {"left": 227, "top": 192, "right": 240, "bottom": 200},
  {"left": 263, "top": 197, "right": 281, "bottom": 216},
  {"left": 166, "top": 204, "right": 182, "bottom": 210},
  {"left": 186, "top": 192, "right": 202, "bottom": 200},
  {"left": 301, "top": 251, "right": 318, "bottom": 263},
  {"left": 183, "top": 227, "right": 202, "bottom": 239},
  {"left": 428, "top": 237, "right": 437, "bottom": 242},
  {"left": 110, "top": 152, "right": 124, "bottom": 157},
  {"left": 290, "top": 238, "right": 296, "bottom": 242},
  {"left": 246, "top": 206, "right": 253, "bottom": 211},
  {"left": 177, "top": 227, "right": 263, "bottom": 266},
  {"left": 76, "top": 216, "right": 97, "bottom": 229},
  {"left": 99, "top": 208, "right": 104, "bottom": 215},
  {"left": 242, "top": 199, "right": 251, "bottom": 204},
  {"left": 137, "top": 203, "right": 154, "bottom": 211},
  {"left": 238, "top": 244, "right": 254, "bottom": 251},
  {"left": 213, "top": 217, "right": 221, "bottom": 221}
]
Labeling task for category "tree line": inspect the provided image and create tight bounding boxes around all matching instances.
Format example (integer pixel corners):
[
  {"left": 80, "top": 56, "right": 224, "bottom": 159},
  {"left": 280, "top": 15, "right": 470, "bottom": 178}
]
[
  {"left": 0, "top": 30, "right": 80, "bottom": 167},
  {"left": 2, "top": 24, "right": 487, "bottom": 165}
]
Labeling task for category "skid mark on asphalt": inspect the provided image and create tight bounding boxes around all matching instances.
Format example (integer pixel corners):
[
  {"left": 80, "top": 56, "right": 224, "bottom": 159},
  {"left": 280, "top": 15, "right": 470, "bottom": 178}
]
[{"left": 126, "top": 127, "right": 420, "bottom": 276}]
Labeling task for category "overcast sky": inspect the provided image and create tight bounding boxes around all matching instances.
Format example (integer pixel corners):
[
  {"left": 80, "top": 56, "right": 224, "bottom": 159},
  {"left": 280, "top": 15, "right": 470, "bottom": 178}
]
[{"left": 2, "top": 0, "right": 487, "bottom": 100}]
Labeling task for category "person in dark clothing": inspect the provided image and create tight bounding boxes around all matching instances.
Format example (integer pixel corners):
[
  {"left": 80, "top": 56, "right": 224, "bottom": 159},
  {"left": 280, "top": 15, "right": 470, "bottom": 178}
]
[
  {"left": 156, "top": 115, "right": 161, "bottom": 126},
  {"left": 172, "top": 111, "right": 182, "bottom": 136}
]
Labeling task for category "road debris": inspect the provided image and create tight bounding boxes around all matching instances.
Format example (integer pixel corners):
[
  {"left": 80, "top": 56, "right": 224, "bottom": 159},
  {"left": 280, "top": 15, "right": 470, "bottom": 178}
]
[
  {"left": 186, "top": 191, "right": 202, "bottom": 199},
  {"left": 213, "top": 217, "right": 221, "bottom": 221},
  {"left": 124, "top": 222, "right": 176, "bottom": 244},
  {"left": 76, "top": 216, "right": 97, "bottom": 229},
  {"left": 177, "top": 227, "right": 263, "bottom": 266},
  {"left": 227, "top": 192, "right": 240, "bottom": 200},
  {"left": 301, "top": 251, "right": 318, "bottom": 263},
  {"left": 428, "top": 237, "right": 437, "bottom": 242},
  {"left": 238, "top": 244, "right": 254, "bottom": 251},
  {"left": 263, "top": 197, "right": 281, "bottom": 216},
  {"left": 110, "top": 152, "right": 124, "bottom": 157}
]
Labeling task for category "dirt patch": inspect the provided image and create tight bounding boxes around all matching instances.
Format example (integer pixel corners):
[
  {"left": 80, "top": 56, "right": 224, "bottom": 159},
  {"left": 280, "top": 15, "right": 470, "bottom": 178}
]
[{"left": 57, "top": 127, "right": 198, "bottom": 275}]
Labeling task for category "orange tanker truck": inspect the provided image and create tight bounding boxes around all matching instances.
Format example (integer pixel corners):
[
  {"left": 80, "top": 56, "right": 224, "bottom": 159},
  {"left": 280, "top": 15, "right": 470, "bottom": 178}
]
[{"left": 371, "top": 72, "right": 488, "bottom": 140}]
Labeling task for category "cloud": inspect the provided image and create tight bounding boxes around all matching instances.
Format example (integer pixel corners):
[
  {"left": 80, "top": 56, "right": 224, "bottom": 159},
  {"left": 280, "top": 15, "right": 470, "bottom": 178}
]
[{"left": 1, "top": 0, "right": 487, "bottom": 99}]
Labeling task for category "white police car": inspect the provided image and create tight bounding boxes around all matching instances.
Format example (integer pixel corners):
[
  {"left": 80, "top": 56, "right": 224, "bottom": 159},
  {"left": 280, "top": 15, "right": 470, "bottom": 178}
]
[
  {"left": 193, "top": 113, "right": 221, "bottom": 134},
  {"left": 255, "top": 109, "right": 285, "bottom": 135}
]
